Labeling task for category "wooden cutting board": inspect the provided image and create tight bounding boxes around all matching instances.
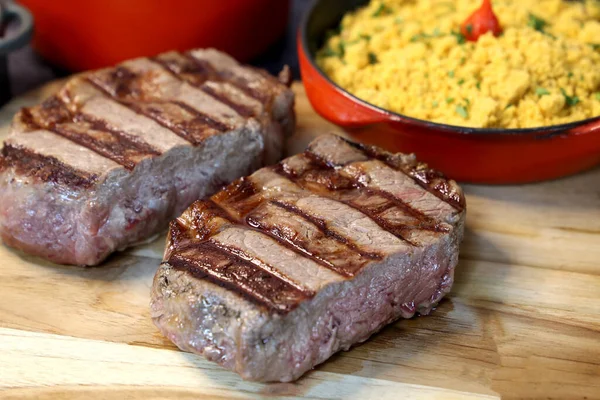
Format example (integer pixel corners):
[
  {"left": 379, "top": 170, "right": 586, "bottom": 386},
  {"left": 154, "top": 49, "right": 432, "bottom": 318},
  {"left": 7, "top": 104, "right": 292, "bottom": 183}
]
[{"left": 0, "top": 82, "right": 599, "bottom": 400}]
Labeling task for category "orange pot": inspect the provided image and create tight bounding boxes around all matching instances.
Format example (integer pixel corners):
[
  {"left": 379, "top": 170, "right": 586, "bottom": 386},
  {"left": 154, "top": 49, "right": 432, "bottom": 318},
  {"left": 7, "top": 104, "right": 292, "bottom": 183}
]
[{"left": 20, "top": 0, "right": 290, "bottom": 71}]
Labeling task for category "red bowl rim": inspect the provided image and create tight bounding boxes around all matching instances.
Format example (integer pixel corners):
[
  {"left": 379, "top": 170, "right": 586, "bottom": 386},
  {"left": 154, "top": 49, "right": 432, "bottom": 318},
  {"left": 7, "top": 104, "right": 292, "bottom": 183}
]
[{"left": 299, "top": 0, "right": 600, "bottom": 137}]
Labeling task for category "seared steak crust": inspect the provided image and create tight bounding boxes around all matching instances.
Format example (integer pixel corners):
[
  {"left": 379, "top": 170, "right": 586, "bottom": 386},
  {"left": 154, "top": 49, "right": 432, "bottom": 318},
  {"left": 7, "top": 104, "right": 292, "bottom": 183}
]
[
  {"left": 0, "top": 143, "right": 98, "bottom": 188},
  {"left": 0, "top": 49, "right": 294, "bottom": 265},
  {"left": 152, "top": 134, "right": 466, "bottom": 382}
]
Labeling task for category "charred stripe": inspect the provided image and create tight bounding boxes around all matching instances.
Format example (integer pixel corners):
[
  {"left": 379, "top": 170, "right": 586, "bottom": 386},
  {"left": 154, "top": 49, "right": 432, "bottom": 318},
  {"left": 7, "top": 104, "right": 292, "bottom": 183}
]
[
  {"left": 208, "top": 239, "right": 313, "bottom": 293},
  {"left": 272, "top": 162, "right": 420, "bottom": 245},
  {"left": 339, "top": 138, "right": 465, "bottom": 212},
  {"left": 171, "top": 101, "right": 232, "bottom": 132},
  {"left": 168, "top": 241, "right": 313, "bottom": 314},
  {"left": 270, "top": 199, "right": 385, "bottom": 259},
  {"left": 211, "top": 177, "right": 261, "bottom": 218},
  {"left": 209, "top": 184, "right": 366, "bottom": 277},
  {"left": 31, "top": 97, "right": 160, "bottom": 170},
  {"left": 206, "top": 195, "right": 356, "bottom": 276},
  {"left": 152, "top": 54, "right": 262, "bottom": 116},
  {"left": 199, "top": 84, "right": 256, "bottom": 118},
  {"left": 86, "top": 73, "right": 230, "bottom": 146},
  {"left": 74, "top": 113, "right": 161, "bottom": 156},
  {"left": 298, "top": 153, "right": 448, "bottom": 232},
  {"left": 151, "top": 55, "right": 256, "bottom": 117},
  {"left": 184, "top": 52, "right": 271, "bottom": 103},
  {"left": 0, "top": 144, "right": 98, "bottom": 188}
]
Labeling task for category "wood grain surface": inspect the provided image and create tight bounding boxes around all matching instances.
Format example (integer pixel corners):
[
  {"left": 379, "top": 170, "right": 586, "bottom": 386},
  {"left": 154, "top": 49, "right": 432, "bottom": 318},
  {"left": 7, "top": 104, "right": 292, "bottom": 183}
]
[{"left": 0, "top": 82, "right": 599, "bottom": 400}]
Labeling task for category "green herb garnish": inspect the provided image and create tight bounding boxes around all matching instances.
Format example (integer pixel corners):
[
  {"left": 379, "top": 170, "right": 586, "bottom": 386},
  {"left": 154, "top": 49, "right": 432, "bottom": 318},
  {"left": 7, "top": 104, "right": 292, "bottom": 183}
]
[
  {"left": 368, "top": 52, "right": 379, "bottom": 65},
  {"left": 476, "top": 81, "right": 481, "bottom": 90},
  {"left": 451, "top": 30, "right": 467, "bottom": 44},
  {"left": 373, "top": 3, "right": 392, "bottom": 17},
  {"left": 560, "top": 88, "right": 580, "bottom": 107},
  {"left": 460, "top": 56, "right": 466, "bottom": 65},
  {"left": 345, "top": 39, "right": 361, "bottom": 46},
  {"left": 360, "top": 34, "right": 372, "bottom": 41},
  {"left": 595, "top": 92, "right": 600, "bottom": 101},
  {"left": 338, "top": 41, "right": 346, "bottom": 58},
  {"left": 590, "top": 43, "right": 600, "bottom": 51},
  {"left": 432, "top": 27, "right": 442, "bottom": 37},
  {"left": 466, "top": 24, "right": 473, "bottom": 35},
  {"left": 567, "top": 72, "right": 574, "bottom": 78},
  {"left": 464, "top": 98, "right": 470, "bottom": 106},
  {"left": 321, "top": 47, "right": 338, "bottom": 58},
  {"left": 324, "top": 26, "right": 341, "bottom": 42},
  {"left": 456, "top": 105, "right": 468, "bottom": 119},
  {"left": 457, "top": 78, "right": 465, "bottom": 85},
  {"left": 448, "top": 70, "right": 455, "bottom": 78},
  {"left": 446, "top": 97, "right": 455, "bottom": 104},
  {"left": 505, "top": 104, "right": 513, "bottom": 110},
  {"left": 528, "top": 13, "right": 548, "bottom": 33},
  {"left": 411, "top": 32, "right": 436, "bottom": 42},
  {"left": 536, "top": 87, "right": 550, "bottom": 96}
]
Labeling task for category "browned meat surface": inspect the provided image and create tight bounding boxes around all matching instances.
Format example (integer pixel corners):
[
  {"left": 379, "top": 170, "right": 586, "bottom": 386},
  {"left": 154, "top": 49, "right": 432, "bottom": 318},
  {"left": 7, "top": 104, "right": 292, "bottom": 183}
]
[
  {"left": 0, "top": 49, "right": 295, "bottom": 266},
  {"left": 151, "top": 134, "right": 466, "bottom": 382}
]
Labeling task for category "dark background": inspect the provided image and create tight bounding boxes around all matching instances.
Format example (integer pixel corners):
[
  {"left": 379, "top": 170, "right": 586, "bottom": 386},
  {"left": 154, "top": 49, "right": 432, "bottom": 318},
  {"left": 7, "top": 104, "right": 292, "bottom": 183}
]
[{"left": 3, "top": 0, "right": 311, "bottom": 103}]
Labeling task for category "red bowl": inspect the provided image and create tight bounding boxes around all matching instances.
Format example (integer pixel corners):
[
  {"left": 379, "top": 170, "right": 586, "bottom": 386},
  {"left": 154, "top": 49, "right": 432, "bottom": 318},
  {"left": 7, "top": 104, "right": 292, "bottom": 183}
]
[
  {"left": 297, "top": 0, "right": 600, "bottom": 184},
  {"left": 19, "top": 0, "right": 290, "bottom": 71}
]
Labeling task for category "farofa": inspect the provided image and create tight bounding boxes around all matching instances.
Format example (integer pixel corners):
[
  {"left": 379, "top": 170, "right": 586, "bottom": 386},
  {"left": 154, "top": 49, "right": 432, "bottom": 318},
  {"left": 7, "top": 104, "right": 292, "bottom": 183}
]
[{"left": 317, "top": 0, "right": 600, "bottom": 128}]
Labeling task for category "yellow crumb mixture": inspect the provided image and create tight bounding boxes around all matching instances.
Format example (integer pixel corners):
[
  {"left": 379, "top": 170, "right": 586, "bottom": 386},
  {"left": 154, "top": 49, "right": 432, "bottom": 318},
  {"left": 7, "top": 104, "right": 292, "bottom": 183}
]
[{"left": 317, "top": 0, "right": 600, "bottom": 128}]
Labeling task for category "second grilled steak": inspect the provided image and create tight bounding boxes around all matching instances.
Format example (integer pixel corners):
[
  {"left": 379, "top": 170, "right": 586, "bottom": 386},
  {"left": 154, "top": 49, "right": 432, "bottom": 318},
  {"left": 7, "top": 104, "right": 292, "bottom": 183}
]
[
  {"left": 0, "top": 49, "right": 294, "bottom": 266},
  {"left": 151, "top": 134, "right": 466, "bottom": 382}
]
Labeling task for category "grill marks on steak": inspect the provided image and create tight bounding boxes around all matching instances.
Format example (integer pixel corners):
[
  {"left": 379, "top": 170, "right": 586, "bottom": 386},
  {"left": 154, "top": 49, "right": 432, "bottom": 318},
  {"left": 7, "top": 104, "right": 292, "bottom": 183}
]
[
  {"left": 210, "top": 171, "right": 408, "bottom": 273},
  {"left": 121, "top": 101, "right": 229, "bottom": 146},
  {"left": 272, "top": 153, "right": 451, "bottom": 246},
  {"left": 340, "top": 138, "right": 466, "bottom": 212},
  {"left": 1, "top": 50, "right": 291, "bottom": 187},
  {"left": 86, "top": 67, "right": 234, "bottom": 146},
  {"left": 182, "top": 50, "right": 274, "bottom": 104},
  {"left": 151, "top": 52, "right": 261, "bottom": 118},
  {"left": 22, "top": 96, "right": 161, "bottom": 170},
  {"left": 0, "top": 48, "right": 294, "bottom": 266},
  {"left": 153, "top": 134, "right": 465, "bottom": 381},
  {"left": 268, "top": 199, "right": 385, "bottom": 261},
  {"left": 245, "top": 201, "right": 376, "bottom": 277},
  {"left": 167, "top": 199, "right": 340, "bottom": 313},
  {"left": 0, "top": 143, "right": 98, "bottom": 188},
  {"left": 168, "top": 241, "right": 313, "bottom": 314},
  {"left": 307, "top": 137, "right": 463, "bottom": 220},
  {"left": 164, "top": 134, "right": 466, "bottom": 314},
  {"left": 151, "top": 51, "right": 292, "bottom": 166}
]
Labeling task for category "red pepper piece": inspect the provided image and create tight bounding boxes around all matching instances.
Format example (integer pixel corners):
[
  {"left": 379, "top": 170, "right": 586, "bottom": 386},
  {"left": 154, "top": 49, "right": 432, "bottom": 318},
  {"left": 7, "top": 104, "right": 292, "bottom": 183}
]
[{"left": 461, "top": 0, "right": 503, "bottom": 41}]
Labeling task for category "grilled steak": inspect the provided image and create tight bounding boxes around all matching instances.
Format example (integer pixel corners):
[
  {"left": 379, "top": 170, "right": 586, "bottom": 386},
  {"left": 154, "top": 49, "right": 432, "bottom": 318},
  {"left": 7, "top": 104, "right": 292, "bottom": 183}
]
[
  {"left": 0, "top": 49, "right": 294, "bottom": 266},
  {"left": 151, "top": 134, "right": 466, "bottom": 382}
]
